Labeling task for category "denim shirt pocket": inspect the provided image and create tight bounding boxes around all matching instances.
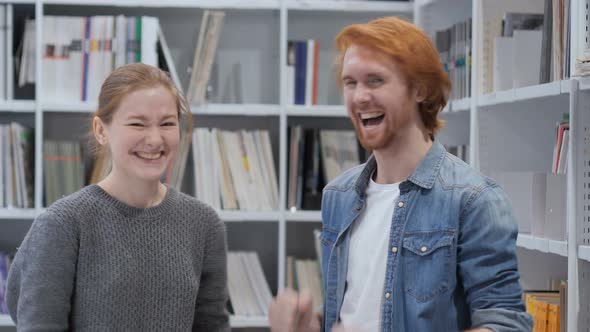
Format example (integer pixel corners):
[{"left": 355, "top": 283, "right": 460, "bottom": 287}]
[{"left": 402, "top": 230, "right": 455, "bottom": 303}]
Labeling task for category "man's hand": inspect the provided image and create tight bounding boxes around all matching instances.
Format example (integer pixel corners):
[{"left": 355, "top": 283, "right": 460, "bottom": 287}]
[{"left": 268, "top": 288, "right": 321, "bottom": 332}]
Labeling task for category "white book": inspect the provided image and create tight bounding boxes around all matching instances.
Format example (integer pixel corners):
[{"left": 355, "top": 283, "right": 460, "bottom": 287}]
[
  {"left": 242, "top": 130, "right": 269, "bottom": 210},
  {"left": 247, "top": 252, "right": 273, "bottom": 314},
  {"left": 140, "top": 16, "right": 158, "bottom": 66},
  {"left": 0, "top": 5, "right": 5, "bottom": 100},
  {"left": 238, "top": 252, "right": 263, "bottom": 315},
  {"left": 223, "top": 132, "right": 250, "bottom": 210},
  {"left": 512, "top": 30, "right": 542, "bottom": 88},
  {"left": 54, "top": 16, "right": 70, "bottom": 102},
  {"left": 13, "top": 123, "right": 29, "bottom": 208},
  {"left": 557, "top": 130, "right": 569, "bottom": 174},
  {"left": 192, "top": 128, "right": 205, "bottom": 203},
  {"left": 259, "top": 131, "right": 278, "bottom": 210},
  {"left": 18, "top": 19, "right": 35, "bottom": 87},
  {"left": 286, "top": 42, "right": 295, "bottom": 105},
  {"left": 157, "top": 23, "right": 182, "bottom": 92},
  {"left": 86, "top": 16, "right": 102, "bottom": 102},
  {"left": 10, "top": 123, "right": 23, "bottom": 207},
  {"left": 102, "top": 16, "right": 115, "bottom": 89},
  {"left": 227, "top": 253, "right": 245, "bottom": 315},
  {"left": 493, "top": 36, "right": 513, "bottom": 92},
  {"left": 41, "top": 16, "right": 57, "bottom": 101},
  {"left": 209, "top": 128, "right": 222, "bottom": 210},
  {"left": 252, "top": 131, "right": 274, "bottom": 210},
  {"left": 240, "top": 252, "right": 265, "bottom": 316},
  {"left": 214, "top": 129, "right": 238, "bottom": 210},
  {"left": 0, "top": 125, "right": 4, "bottom": 207},
  {"left": 114, "top": 15, "right": 127, "bottom": 68},
  {"left": 62, "top": 16, "right": 85, "bottom": 102},
  {"left": 5, "top": 4, "right": 13, "bottom": 99},
  {"left": 126, "top": 17, "right": 135, "bottom": 64},
  {"left": 305, "top": 39, "right": 314, "bottom": 106}
]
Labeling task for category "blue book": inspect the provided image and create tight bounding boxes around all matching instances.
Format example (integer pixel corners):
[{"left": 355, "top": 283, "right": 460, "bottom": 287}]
[{"left": 294, "top": 41, "right": 307, "bottom": 105}]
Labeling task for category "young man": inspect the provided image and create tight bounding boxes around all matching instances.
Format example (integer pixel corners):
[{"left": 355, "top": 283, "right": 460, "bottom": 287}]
[{"left": 268, "top": 17, "right": 533, "bottom": 332}]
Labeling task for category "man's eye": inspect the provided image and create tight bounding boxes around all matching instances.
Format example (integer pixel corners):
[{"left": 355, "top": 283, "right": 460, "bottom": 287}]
[
  {"left": 162, "top": 122, "right": 177, "bottom": 127},
  {"left": 369, "top": 78, "right": 383, "bottom": 84},
  {"left": 128, "top": 123, "right": 144, "bottom": 127},
  {"left": 344, "top": 81, "right": 356, "bottom": 87}
]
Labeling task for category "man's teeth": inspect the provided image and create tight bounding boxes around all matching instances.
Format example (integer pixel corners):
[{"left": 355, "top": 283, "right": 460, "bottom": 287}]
[
  {"left": 360, "top": 112, "right": 384, "bottom": 120},
  {"left": 137, "top": 152, "right": 162, "bottom": 160}
]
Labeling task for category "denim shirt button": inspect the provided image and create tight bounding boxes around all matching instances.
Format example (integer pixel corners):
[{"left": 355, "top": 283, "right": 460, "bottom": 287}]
[
  {"left": 385, "top": 292, "right": 391, "bottom": 299},
  {"left": 391, "top": 246, "right": 398, "bottom": 253},
  {"left": 398, "top": 201, "right": 404, "bottom": 208},
  {"left": 421, "top": 246, "right": 427, "bottom": 252}
]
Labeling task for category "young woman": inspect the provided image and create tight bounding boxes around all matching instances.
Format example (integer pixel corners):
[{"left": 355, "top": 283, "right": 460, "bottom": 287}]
[{"left": 6, "top": 63, "right": 229, "bottom": 331}]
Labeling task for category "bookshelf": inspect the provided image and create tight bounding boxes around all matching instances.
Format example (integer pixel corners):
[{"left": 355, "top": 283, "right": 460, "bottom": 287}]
[
  {"left": 0, "top": 0, "right": 413, "bottom": 330},
  {"left": 516, "top": 233, "right": 568, "bottom": 258},
  {"left": 0, "top": 209, "right": 36, "bottom": 220},
  {"left": 0, "top": 101, "right": 35, "bottom": 112},
  {"left": 286, "top": 105, "right": 346, "bottom": 117},
  {"left": 579, "top": 245, "right": 590, "bottom": 263},
  {"left": 1, "top": 0, "right": 588, "bottom": 331},
  {"left": 415, "top": 0, "right": 590, "bottom": 330}
]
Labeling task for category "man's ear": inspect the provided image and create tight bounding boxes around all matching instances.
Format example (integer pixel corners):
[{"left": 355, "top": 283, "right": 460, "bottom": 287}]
[
  {"left": 414, "top": 85, "right": 426, "bottom": 103},
  {"left": 93, "top": 116, "right": 108, "bottom": 145}
]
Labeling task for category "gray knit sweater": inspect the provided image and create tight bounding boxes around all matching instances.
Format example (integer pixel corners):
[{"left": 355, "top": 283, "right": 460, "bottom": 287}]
[{"left": 6, "top": 185, "right": 230, "bottom": 332}]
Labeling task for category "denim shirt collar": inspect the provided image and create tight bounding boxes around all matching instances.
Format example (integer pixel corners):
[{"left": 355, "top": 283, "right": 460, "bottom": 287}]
[{"left": 354, "top": 140, "right": 446, "bottom": 197}]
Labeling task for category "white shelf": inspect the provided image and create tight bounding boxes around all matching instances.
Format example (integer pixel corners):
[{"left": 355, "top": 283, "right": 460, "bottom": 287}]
[
  {"left": 42, "top": 0, "right": 280, "bottom": 9},
  {"left": 0, "top": 208, "right": 37, "bottom": 220},
  {"left": 193, "top": 104, "right": 280, "bottom": 116},
  {"left": 0, "top": 314, "right": 269, "bottom": 328},
  {"left": 577, "top": 75, "right": 590, "bottom": 91},
  {"left": 414, "top": 0, "right": 437, "bottom": 7},
  {"left": 441, "top": 98, "right": 471, "bottom": 114},
  {"left": 43, "top": 101, "right": 97, "bottom": 113},
  {"left": 0, "top": 100, "right": 36, "bottom": 112},
  {"left": 286, "top": 210, "right": 322, "bottom": 222},
  {"left": 287, "top": 0, "right": 413, "bottom": 12},
  {"left": 579, "top": 245, "right": 590, "bottom": 263},
  {"left": 287, "top": 105, "right": 347, "bottom": 117},
  {"left": 516, "top": 233, "right": 568, "bottom": 257},
  {"left": 451, "top": 97, "right": 471, "bottom": 112},
  {"left": 0, "top": 314, "right": 14, "bottom": 327},
  {"left": 230, "top": 315, "right": 269, "bottom": 328},
  {"left": 217, "top": 210, "right": 280, "bottom": 222},
  {"left": 41, "top": 102, "right": 281, "bottom": 116},
  {"left": 1, "top": 0, "right": 34, "bottom": 3},
  {"left": 478, "top": 81, "right": 565, "bottom": 107}
]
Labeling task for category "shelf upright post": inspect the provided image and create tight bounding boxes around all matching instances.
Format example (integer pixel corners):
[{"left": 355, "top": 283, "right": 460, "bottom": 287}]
[
  {"left": 567, "top": 78, "right": 580, "bottom": 332},
  {"left": 278, "top": 0, "right": 288, "bottom": 292},
  {"left": 34, "top": 0, "right": 44, "bottom": 210}
]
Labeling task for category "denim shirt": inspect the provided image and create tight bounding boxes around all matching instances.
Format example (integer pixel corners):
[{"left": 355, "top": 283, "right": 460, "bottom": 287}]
[{"left": 320, "top": 141, "right": 533, "bottom": 332}]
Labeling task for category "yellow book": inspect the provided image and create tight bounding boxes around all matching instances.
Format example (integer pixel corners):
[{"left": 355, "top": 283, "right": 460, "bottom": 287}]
[
  {"left": 547, "top": 302, "right": 560, "bottom": 332},
  {"left": 535, "top": 300, "right": 548, "bottom": 332}
]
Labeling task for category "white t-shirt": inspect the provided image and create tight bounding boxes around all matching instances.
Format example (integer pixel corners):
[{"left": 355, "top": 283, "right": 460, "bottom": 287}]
[{"left": 339, "top": 177, "right": 400, "bottom": 331}]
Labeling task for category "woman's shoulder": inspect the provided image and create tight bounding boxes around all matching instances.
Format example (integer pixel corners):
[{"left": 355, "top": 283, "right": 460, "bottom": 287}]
[{"left": 45, "top": 185, "right": 100, "bottom": 217}]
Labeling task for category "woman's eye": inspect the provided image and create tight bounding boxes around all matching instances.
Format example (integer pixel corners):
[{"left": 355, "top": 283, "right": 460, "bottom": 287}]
[
  {"left": 369, "top": 78, "right": 383, "bottom": 85},
  {"left": 162, "top": 122, "right": 177, "bottom": 127},
  {"left": 344, "top": 81, "right": 356, "bottom": 87},
  {"left": 128, "top": 123, "right": 144, "bottom": 127}
]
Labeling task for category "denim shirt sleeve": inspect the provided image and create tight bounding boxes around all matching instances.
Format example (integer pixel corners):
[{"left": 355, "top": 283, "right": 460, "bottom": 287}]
[{"left": 458, "top": 184, "right": 533, "bottom": 332}]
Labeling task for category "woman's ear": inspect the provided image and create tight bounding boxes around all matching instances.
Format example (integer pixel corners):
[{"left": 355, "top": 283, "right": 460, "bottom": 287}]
[{"left": 93, "top": 116, "right": 108, "bottom": 145}]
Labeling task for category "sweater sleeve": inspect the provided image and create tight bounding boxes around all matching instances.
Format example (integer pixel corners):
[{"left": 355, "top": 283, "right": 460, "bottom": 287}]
[
  {"left": 6, "top": 210, "right": 78, "bottom": 332},
  {"left": 192, "top": 211, "right": 230, "bottom": 332}
]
